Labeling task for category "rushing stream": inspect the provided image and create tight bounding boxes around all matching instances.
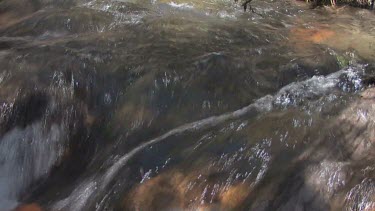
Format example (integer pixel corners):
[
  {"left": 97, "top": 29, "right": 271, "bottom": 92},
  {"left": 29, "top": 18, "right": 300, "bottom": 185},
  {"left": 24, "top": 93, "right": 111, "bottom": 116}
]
[{"left": 0, "top": 0, "right": 375, "bottom": 210}]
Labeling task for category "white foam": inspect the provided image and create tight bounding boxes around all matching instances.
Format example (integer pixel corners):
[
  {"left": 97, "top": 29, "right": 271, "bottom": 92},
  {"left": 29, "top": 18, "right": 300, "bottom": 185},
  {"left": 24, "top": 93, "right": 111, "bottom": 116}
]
[{"left": 167, "top": 2, "right": 194, "bottom": 9}]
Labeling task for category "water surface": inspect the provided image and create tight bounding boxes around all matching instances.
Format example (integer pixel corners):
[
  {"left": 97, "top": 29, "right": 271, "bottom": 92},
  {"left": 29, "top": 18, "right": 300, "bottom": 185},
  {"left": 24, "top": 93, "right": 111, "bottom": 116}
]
[{"left": 0, "top": 0, "right": 374, "bottom": 210}]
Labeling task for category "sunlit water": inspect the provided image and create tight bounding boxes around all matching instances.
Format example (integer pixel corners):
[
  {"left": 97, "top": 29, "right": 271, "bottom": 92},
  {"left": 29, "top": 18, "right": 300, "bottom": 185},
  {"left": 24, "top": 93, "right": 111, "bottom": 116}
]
[{"left": 0, "top": 0, "right": 374, "bottom": 210}]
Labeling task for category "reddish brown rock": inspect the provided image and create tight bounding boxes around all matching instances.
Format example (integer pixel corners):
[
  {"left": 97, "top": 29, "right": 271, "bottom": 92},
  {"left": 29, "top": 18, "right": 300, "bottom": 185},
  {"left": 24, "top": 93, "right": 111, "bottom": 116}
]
[
  {"left": 123, "top": 168, "right": 253, "bottom": 211},
  {"left": 124, "top": 172, "right": 186, "bottom": 211},
  {"left": 14, "top": 203, "right": 42, "bottom": 211},
  {"left": 290, "top": 27, "right": 335, "bottom": 44},
  {"left": 219, "top": 183, "right": 252, "bottom": 210}
]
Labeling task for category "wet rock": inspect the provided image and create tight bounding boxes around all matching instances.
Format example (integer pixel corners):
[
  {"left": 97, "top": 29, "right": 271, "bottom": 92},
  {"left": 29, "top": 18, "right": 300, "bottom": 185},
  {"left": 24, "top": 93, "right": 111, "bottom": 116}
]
[
  {"left": 219, "top": 183, "right": 252, "bottom": 210},
  {"left": 345, "top": 178, "right": 375, "bottom": 211}
]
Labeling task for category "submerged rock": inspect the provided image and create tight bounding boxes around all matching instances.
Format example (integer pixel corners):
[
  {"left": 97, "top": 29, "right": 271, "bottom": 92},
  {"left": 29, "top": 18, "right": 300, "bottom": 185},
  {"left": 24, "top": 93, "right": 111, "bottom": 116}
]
[
  {"left": 335, "top": 87, "right": 375, "bottom": 161},
  {"left": 345, "top": 178, "right": 375, "bottom": 211},
  {"left": 14, "top": 203, "right": 43, "bottom": 211},
  {"left": 290, "top": 27, "right": 336, "bottom": 44},
  {"left": 224, "top": 86, "right": 375, "bottom": 211},
  {"left": 122, "top": 169, "right": 253, "bottom": 210}
]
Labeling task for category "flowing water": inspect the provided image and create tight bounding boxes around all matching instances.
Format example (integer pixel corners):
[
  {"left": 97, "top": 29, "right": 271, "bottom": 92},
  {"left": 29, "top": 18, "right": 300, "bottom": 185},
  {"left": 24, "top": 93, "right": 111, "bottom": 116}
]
[{"left": 0, "top": 0, "right": 375, "bottom": 210}]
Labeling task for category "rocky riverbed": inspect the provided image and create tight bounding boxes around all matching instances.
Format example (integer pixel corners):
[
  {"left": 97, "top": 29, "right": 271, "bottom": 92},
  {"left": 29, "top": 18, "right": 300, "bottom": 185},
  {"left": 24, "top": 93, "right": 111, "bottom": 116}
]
[{"left": 0, "top": 0, "right": 374, "bottom": 210}]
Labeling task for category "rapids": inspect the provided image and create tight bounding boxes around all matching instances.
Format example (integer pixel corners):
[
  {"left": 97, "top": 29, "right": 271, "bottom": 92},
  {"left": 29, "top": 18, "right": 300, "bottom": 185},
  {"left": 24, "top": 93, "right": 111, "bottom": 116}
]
[{"left": 0, "top": 0, "right": 374, "bottom": 210}]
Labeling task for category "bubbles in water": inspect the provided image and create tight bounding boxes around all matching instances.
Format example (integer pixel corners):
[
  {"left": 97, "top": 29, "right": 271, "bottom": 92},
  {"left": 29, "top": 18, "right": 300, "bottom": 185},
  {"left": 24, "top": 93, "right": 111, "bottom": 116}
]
[{"left": 104, "top": 93, "right": 112, "bottom": 105}]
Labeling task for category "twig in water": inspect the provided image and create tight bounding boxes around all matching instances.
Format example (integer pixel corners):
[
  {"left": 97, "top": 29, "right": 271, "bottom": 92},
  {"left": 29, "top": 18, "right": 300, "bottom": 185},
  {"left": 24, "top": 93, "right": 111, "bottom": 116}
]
[
  {"left": 235, "top": 0, "right": 253, "bottom": 11},
  {"left": 235, "top": 0, "right": 263, "bottom": 16},
  {"left": 243, "top": 0, "right": 254, "bottom": 11}
]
